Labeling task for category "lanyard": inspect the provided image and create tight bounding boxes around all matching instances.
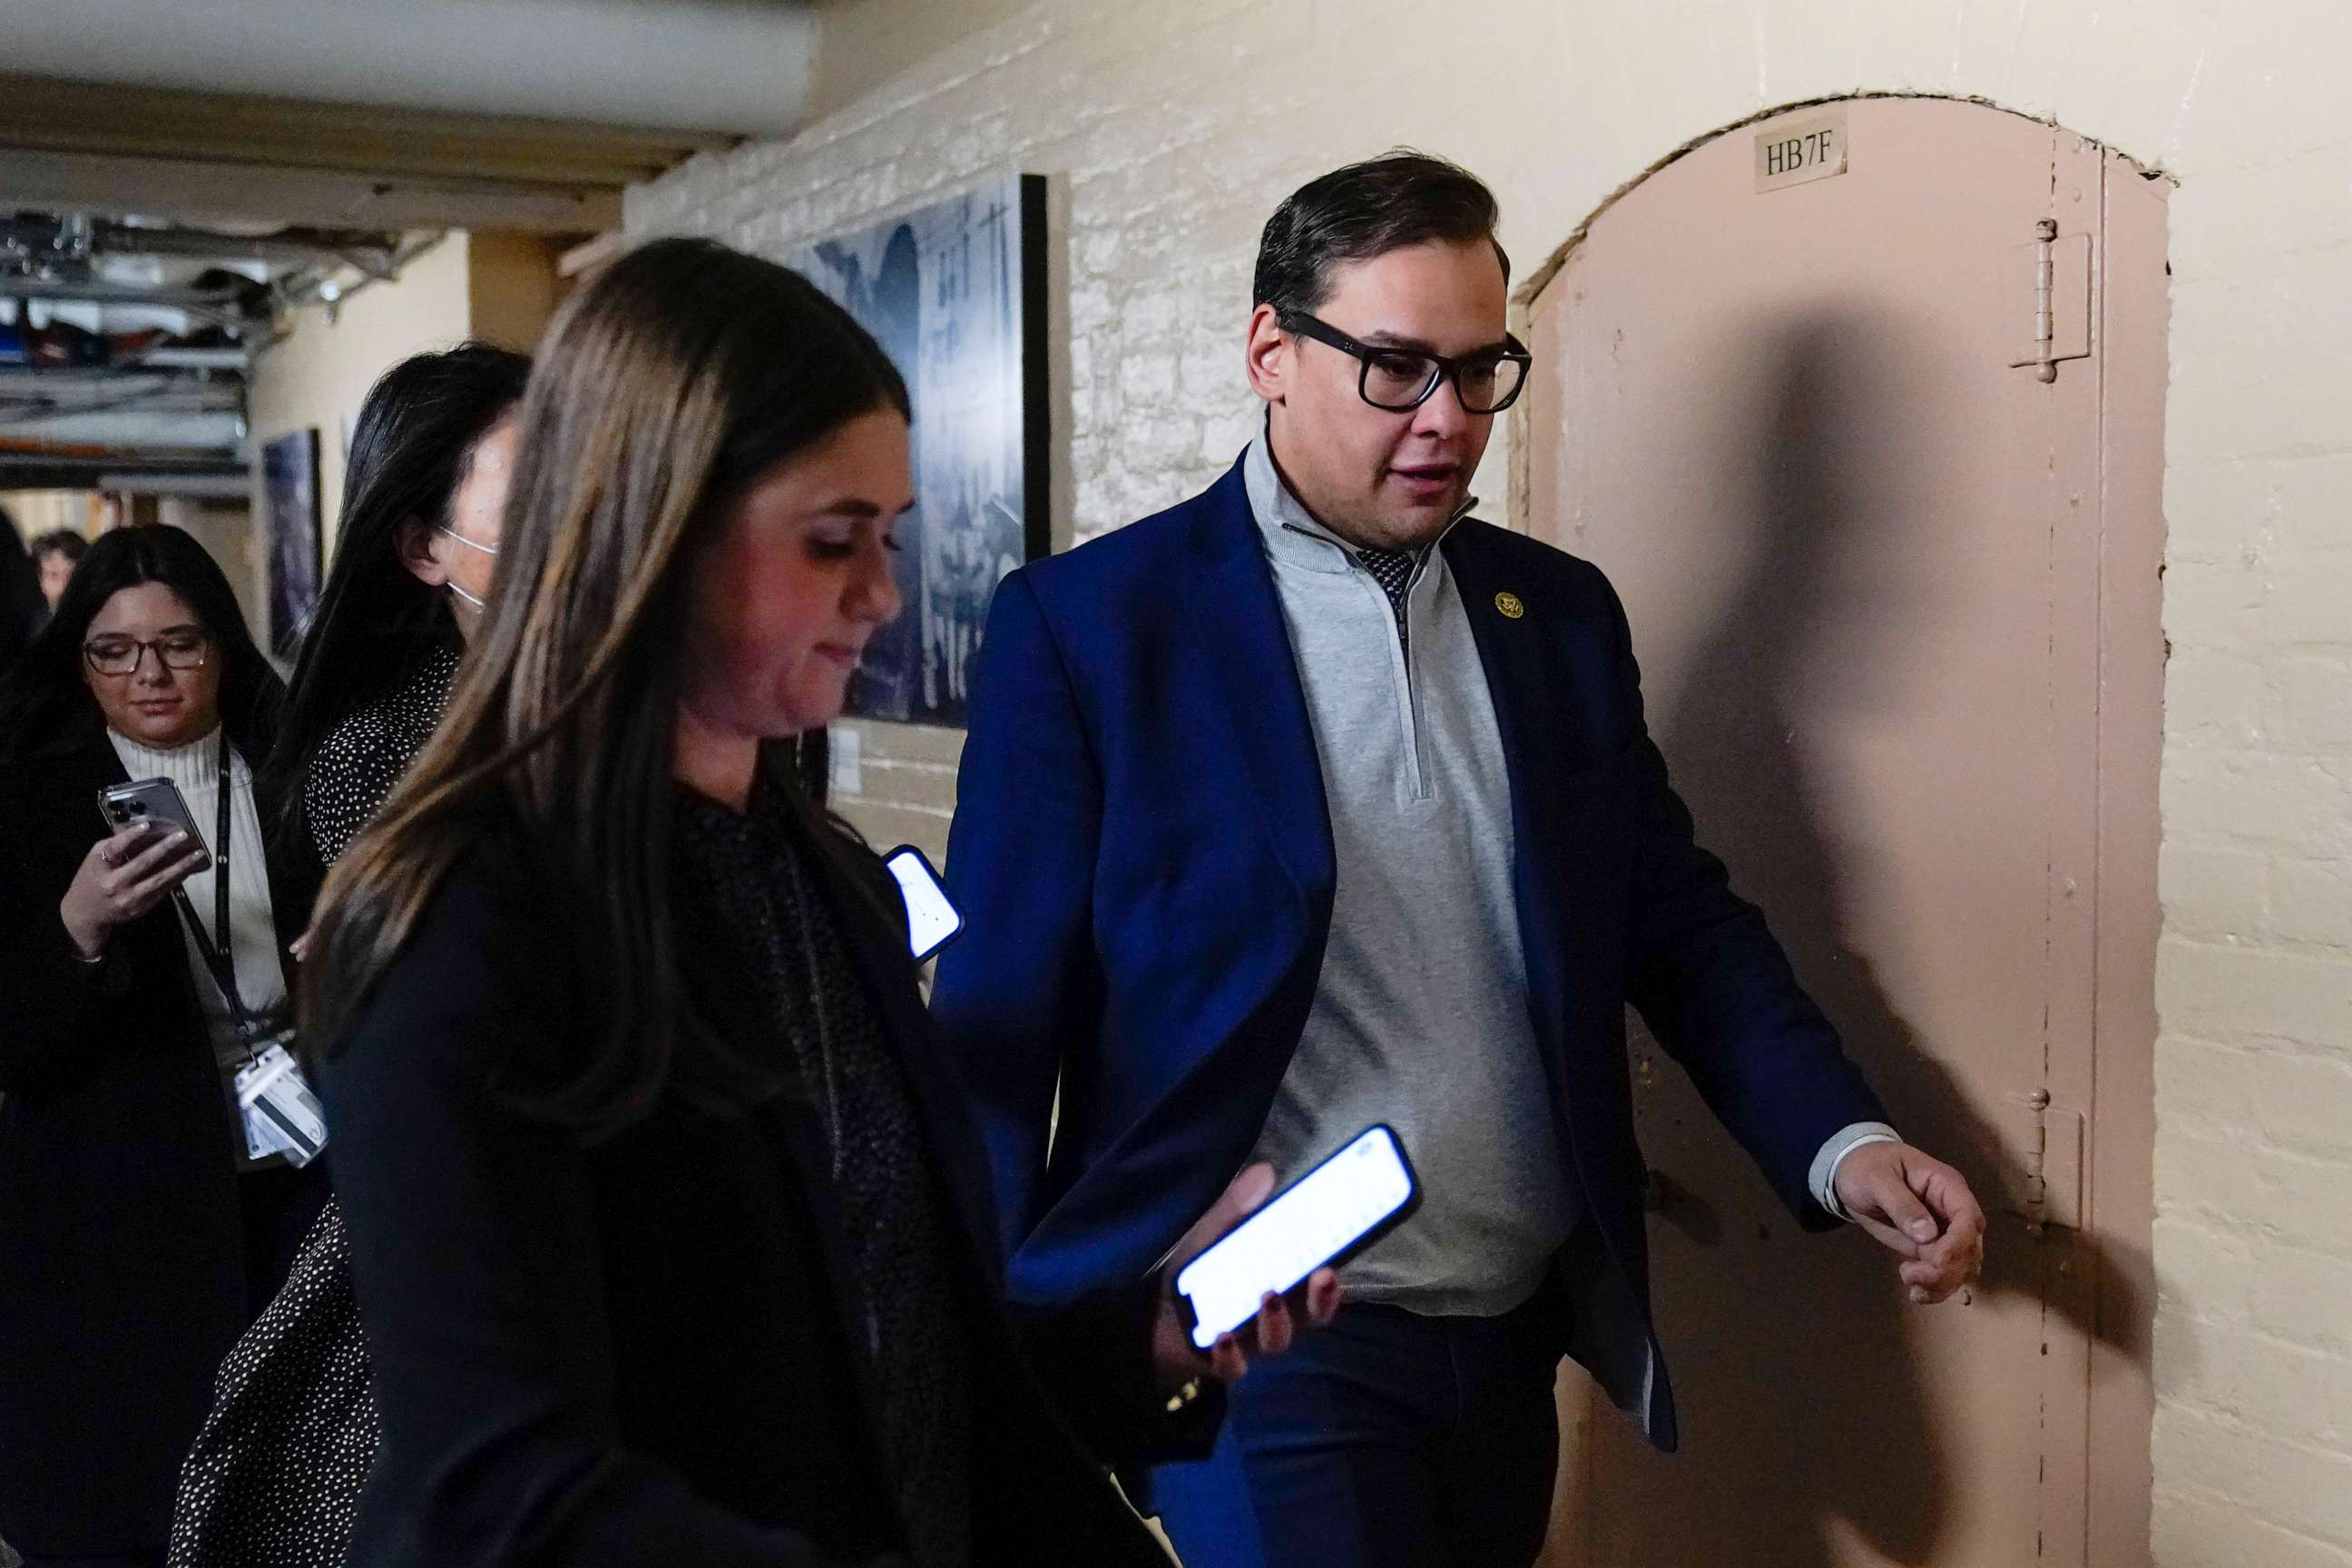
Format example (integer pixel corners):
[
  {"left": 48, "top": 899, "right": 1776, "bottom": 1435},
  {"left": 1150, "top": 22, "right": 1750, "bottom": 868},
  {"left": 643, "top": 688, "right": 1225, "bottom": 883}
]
[{"left": 171, "top": 730, "right": 255, "bottom": 1034}]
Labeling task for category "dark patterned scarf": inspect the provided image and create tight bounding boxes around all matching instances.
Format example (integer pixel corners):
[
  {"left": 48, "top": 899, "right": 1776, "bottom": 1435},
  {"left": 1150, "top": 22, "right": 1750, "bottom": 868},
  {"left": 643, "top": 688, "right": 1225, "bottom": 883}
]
[{"left": 675, "top": 782, "right": 972, "bottom": 1568}]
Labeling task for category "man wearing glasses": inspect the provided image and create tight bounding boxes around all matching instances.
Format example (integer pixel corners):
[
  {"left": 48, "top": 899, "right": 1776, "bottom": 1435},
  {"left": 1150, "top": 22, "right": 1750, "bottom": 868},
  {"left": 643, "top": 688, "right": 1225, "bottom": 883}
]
[{"left": 936, "top": 152, "right": 1985, "bottom": 1567}]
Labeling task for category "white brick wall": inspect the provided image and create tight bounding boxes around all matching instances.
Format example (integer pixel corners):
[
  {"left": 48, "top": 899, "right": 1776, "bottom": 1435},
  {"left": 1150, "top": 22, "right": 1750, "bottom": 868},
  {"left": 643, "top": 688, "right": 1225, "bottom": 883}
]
[{"left": 629, "top": 3, "right": 2352, "bottom": 1559}]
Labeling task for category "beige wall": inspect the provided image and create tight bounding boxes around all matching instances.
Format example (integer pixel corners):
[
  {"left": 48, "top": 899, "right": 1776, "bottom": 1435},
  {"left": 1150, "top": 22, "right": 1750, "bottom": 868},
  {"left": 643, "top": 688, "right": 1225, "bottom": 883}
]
[
  {"left": 466, "top": 231, "right": 565, "bottom": 356},
  {"left": 0, "top": 490, "right": 93, "bottom": 542},
  {"left": 244, "top": 230, "right": 561, "bottom": 630},
  {"left": 247, "top": 233, "right": 476, "bottom": 588},
  {"left": 155, "top": 495, "right": 260, "bottom": 632},
  {"left": 805, "top": 0, "right": 1039, "bottom": 120},
  {"left": 632, "top": 4, "right": 2352, "bottom": 1563}
]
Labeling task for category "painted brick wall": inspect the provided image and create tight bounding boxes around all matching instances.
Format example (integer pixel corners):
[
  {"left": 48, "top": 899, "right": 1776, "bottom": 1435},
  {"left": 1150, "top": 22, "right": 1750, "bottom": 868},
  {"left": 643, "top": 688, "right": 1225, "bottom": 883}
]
[{"left": 629, "top": 3, "right": 2352, "bottom": 1560}]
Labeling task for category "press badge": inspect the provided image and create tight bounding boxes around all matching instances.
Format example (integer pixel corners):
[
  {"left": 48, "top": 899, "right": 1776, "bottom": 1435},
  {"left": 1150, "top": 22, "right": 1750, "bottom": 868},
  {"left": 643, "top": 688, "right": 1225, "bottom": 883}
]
[{"left": 234, "top": 1039, "right": 328, "bottom": 1168}]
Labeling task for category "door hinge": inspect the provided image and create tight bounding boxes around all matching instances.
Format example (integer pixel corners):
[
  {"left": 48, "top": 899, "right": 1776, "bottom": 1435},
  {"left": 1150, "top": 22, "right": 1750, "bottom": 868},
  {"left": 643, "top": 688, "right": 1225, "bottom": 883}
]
[
  {"left": 2008, "top": 220, "right": 2092, "bottom": 382},
  {"left": 1999, "top": 1088, "right": 2086, "bottom": 1231}
]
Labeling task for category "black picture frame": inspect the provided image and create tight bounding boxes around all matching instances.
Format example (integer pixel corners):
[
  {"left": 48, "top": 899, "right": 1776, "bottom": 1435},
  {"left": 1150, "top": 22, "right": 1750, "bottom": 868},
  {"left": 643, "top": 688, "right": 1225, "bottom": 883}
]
[
  {"left": 260, "top": 427, "right": 321, "bottom": 661},
  {"left": 793, "top": 172, "right": 1050, "bottom": 729}
]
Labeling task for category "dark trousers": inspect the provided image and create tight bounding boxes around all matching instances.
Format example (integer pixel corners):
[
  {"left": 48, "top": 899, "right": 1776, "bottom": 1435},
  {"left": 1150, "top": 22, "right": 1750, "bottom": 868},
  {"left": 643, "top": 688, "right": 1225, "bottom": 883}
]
[{"left": 1149, "top": 1293, "right": 1563, "bottom": 1568}]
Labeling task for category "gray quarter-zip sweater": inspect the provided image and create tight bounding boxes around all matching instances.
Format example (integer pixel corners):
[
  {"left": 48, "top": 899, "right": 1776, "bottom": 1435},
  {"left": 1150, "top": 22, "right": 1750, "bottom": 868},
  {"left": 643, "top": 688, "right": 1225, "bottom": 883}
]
[
  {"left": 1240, "top": 426, "right": 1574, "bottom": 1318},
  {"left": 1237, "top": 424, "right": 1899, "bottom": 1321}
]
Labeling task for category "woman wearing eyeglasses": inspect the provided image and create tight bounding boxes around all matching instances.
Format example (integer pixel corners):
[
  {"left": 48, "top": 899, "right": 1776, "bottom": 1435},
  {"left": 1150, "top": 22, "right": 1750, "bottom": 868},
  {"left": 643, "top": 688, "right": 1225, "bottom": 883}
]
[{"left": 0, "top": 524, "right": 326, "bottom": 1568}]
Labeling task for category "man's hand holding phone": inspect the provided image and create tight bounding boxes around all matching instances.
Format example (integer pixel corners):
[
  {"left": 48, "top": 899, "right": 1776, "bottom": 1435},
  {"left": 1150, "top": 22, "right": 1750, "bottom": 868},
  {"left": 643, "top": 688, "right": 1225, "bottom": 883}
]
[
  {"left": 1152, "top": 1162, "right": 1346, "bottom": 1392},
  {"left": 60, "top": 822, "right": 208, "bottom": 960}
]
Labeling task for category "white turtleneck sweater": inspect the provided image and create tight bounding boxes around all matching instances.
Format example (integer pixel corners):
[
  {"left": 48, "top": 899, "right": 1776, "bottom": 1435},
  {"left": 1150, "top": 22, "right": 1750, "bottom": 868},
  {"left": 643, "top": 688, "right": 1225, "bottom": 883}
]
[{"left": 106, "top": 727, "right": 289, "bottom": 1074}]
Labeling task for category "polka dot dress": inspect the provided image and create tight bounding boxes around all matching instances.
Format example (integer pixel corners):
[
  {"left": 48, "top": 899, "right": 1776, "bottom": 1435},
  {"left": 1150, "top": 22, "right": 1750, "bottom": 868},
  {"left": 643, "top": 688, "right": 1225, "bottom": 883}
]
[
  {"left": 304, "top": 646, "right": 461, "bottom": 865},
  {"left": 167, "top": 649, "right": 456, "bottom": 1567},
  {"left": 166, "top": 1208, "right": 376, "bottom": 1565}
]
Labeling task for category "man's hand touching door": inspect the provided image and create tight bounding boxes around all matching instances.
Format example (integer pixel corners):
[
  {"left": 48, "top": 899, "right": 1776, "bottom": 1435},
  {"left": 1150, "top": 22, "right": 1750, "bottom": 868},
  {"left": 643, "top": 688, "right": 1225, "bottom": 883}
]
[{"left": 1834, "top": 1142, "right": 1987, "bottom": 1304}]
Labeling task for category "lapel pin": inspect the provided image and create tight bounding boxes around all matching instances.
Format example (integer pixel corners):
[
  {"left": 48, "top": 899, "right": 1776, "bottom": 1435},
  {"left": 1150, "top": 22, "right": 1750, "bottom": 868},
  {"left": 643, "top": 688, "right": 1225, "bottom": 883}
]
[{"left": 1494, "top": 591, "right": 1525, "bottom": 620}]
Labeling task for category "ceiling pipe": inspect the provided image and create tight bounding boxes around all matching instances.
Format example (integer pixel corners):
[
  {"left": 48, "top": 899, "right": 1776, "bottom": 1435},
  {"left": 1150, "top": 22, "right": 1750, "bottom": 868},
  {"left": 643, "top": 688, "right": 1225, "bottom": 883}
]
[
  {"left": 0, "top": 277, "right": 253, "bottom": 310},
  {"left": 0, "top": 455, "right": 248, "bottom": 493},
  {"left": 0, "top": 274, "right": 260, "bottom": 330},
  {"left": 0, "top": 215, "right": 405, "bottom": 275},
  {"left": 97, "top": 221, "right": 405, "bottom": 274},
  {"left": 0, "top": 447, "right": 244, "bottom": 470},
  {"left": 135, "top": 346, "right": 252, "bottom": 371},
  {"left": 99, "top": 471, "right": 251, "bottom": 499},
  {"left": 0, "top": 0, "right": 815, "bottom": 135}
]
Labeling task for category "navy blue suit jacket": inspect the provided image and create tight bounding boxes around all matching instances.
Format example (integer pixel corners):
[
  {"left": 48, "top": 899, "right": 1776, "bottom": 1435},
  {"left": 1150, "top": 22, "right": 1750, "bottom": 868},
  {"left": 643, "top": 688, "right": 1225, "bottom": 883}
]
[{"left": 932, "top": 456, "right": 1886, "bottom": 1451}]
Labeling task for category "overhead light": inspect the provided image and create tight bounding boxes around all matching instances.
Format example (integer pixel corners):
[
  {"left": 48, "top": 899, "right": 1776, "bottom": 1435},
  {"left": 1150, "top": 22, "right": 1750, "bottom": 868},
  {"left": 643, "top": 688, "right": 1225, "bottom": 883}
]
[{"left": 318, "top": 279, "right": 342, "bottom": 303}]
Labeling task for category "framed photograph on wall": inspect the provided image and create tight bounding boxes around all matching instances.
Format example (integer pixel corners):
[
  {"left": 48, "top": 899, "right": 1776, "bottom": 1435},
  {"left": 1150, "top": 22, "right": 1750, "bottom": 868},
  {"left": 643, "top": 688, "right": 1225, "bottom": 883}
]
[
  {"left": 260, "top": 427, "right": 321, "bottom": 660},
  {"left": 791, "top": 172, "right": 1048, "bottom": 729}
]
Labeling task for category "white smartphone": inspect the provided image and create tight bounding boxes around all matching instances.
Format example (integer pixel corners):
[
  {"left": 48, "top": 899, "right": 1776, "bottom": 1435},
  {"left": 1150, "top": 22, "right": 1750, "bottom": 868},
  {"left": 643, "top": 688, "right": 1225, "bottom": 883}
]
[
  {"left": 1174, "top": 1124, "right": 1422, "bottom": 1351},
  {"left": 97, "top": 777, "right": 212, "bottom": 870},
  {"left": 883, "top": 844, "right": 964, "bottom": 962}
]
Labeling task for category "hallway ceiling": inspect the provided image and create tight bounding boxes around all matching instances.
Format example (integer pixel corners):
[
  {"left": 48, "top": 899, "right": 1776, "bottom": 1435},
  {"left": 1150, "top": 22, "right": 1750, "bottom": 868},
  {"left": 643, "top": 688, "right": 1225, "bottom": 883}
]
[
  {"left": 0, "top": 212, "right": 391, "bottom": 489},
  {"left": 0, "top": 0, "right": 814, "bottom": 233},
  {"left": 0, "top": 0, "right": 815, "bottom": 489}
]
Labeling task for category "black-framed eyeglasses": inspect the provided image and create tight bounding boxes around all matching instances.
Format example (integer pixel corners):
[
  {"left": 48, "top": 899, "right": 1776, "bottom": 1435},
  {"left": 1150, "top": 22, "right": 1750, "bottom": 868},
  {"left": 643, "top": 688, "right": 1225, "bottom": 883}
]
[
  {"left": 1279, "top": 310, "right": 1533, "bottom": 414},
  {"left": 83, "top": 631, "right": 211, "bottom": 678}
]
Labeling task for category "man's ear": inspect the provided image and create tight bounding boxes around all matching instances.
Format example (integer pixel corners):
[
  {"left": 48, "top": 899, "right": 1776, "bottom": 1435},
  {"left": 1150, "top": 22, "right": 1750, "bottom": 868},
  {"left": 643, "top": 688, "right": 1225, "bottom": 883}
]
[
  {"left": 1243, "top": 302, "right": 1289, "bottom": 406},
  {"left": 395, "top": 516, "right": 449, "bottom": 587}
]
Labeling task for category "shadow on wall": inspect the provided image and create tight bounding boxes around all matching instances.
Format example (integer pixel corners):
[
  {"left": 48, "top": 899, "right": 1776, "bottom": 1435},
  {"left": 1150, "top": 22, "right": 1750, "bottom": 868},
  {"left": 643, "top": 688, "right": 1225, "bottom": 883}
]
[{"left": 1564, "top": 317, "right": 2152, "bottom": 1568}]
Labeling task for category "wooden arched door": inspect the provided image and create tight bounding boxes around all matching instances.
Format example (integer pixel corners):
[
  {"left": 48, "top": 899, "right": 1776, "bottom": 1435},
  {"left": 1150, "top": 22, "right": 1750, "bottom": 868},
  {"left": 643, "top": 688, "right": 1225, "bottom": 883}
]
[{"left": 1522, "top": 98, "right": 2165, "bottom": 1568}]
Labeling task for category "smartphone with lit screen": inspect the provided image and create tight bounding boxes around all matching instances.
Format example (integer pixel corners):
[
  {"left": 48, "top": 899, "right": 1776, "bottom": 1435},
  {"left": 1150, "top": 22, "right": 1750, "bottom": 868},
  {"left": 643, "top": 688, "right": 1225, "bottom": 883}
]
[
  {"left": 883, "top": 844, "right": 963, "bottom": 963},
  {"left": 1174, "top": 1124, "right": 1421, "bottom": 1350}
]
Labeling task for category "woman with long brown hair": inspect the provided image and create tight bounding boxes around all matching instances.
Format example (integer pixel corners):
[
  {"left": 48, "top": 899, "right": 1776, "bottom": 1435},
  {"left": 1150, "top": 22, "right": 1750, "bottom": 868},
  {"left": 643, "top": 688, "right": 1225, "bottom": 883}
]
[{"left": 304, "top": 237, "right": 1329, "bottom": 1563}]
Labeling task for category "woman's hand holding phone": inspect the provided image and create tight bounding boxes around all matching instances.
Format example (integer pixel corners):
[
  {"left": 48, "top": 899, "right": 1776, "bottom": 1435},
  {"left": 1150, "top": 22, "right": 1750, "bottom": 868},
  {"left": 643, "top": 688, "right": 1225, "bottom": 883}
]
[
  {"left": 1151, "top": 1162, "right": 1345, "bottom": 1393},
  {"left": 60, "top": 823, "right": 209, "bottom": 959}
]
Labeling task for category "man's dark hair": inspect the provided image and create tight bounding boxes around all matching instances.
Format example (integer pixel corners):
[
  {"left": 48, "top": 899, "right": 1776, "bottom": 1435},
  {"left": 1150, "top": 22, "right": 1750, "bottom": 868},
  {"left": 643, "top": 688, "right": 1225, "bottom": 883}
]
[
  {"left": 1253, "top": 151, "right": 1509, "bottom": 318},
  {"left": 29, "top": 529, "right": 88, "bottom": 566}
]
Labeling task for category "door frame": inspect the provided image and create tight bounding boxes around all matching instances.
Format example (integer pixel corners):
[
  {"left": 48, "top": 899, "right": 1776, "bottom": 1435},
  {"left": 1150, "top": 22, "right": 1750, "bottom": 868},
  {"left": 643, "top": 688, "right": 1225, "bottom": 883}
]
[{"left": 1510, "top": 93, "right": 2169, "bottom": 1568}]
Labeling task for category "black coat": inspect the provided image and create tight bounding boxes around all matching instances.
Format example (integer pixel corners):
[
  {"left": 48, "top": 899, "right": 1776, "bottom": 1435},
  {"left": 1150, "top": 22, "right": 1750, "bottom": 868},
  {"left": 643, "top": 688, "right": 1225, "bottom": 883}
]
[
  {"left": 315, "top": 805, "right": 1179, "bottom": 1566},
  {"left": 0, "top": 719, "right": 318, "bottom": 1556}
]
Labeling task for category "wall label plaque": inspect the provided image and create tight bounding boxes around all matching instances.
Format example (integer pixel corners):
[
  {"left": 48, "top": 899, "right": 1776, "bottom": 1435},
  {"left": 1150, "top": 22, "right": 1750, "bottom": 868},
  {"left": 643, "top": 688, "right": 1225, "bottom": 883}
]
[{"left": 1756, "top": 110, "right": 1849, "bottom": 193}]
